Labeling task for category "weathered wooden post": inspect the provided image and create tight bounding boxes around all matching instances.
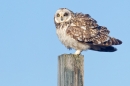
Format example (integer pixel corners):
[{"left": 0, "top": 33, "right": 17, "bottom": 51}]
[{"left": 58, "top": 54, "right": 84, "bottom": 86}]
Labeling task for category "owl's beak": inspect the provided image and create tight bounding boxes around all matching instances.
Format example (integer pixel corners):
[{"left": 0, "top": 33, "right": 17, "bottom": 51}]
[{"left": 61, "top": 16, "right": 63, "bottom": 21}]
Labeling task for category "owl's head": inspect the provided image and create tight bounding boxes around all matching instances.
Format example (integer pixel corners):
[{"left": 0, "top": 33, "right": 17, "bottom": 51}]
[{"left": 54, "top": 8, "right": 73, "bottom": 23}]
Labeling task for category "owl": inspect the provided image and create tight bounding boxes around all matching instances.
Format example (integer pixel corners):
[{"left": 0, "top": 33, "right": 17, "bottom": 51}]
[{"left": 54, "top": 8, "right": 122, "bottom": 55}]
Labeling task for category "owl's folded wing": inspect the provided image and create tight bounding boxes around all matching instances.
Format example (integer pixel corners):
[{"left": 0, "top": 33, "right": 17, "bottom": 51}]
[{"left": 66, "top": 26, "right": 122, "bottom": 46}]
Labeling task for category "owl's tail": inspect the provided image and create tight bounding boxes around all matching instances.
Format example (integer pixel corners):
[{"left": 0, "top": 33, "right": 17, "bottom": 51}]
[
  {"left": 103, "top": 37, "right": 122, "bottom": 45},
  {"left": 89, "top": 37, "right": 122, "bottom": 52},
  {"left": 93, "top": 37, "right": 122, "bottom": 46},
  {"left": 89, "top": 45, "right": 117, "bottom": 52}
]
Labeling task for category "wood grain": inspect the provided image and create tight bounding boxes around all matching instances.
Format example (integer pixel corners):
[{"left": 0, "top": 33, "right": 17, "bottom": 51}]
[{"left": 58, "top": 54, "right": 84, "bottom": 86}]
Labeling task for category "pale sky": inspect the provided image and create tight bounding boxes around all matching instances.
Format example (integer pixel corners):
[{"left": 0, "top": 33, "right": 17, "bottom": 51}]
[{"left": 0, "top": 0, "right": 130, "bottom": 86}]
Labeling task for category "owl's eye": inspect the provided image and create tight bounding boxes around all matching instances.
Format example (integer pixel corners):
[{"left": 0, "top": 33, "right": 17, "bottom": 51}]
[
  {"left": 57, "top": 13, "right": 60, "bottom": 17},
  {"left": 64, "top": 13, "right": 68, "bottom": 16}
]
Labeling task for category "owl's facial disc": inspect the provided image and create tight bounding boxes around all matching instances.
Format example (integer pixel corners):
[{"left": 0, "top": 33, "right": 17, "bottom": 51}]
[{"left": 55, "top": 8, "right": 72, "bottom": 23}]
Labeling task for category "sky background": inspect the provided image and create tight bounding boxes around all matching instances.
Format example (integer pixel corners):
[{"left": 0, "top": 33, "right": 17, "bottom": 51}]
[{"left": 0, "top": 0, "right": 130, "bottom": 86}]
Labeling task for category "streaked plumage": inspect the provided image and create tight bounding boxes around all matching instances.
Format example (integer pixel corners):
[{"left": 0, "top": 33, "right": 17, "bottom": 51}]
[{"left": 54, "top": 8, "right": 122, "bottom": 54}]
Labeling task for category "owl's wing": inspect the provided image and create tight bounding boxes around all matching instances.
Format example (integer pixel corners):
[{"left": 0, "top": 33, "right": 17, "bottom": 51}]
[{"left": 66, "top": 13, "right": 122, "bottom": 46}]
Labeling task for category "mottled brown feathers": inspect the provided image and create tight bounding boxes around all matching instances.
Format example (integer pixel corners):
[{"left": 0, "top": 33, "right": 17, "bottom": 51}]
[
  {"left": 66, "top": 25, "right": 122, "bottom": 46},
  {"left": 66, "top": 13, "right": 122, "bottom": 46},
  {"left": 72, "top": 13, "right": 98, "bottom": 29},
  {"left": 54, "top": 8, "right": 122, "bottom": 53}
]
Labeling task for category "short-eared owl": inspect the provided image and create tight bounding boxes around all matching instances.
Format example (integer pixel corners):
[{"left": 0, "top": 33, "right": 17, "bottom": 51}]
[{"left": 54, "top": 8, "right": 122, "bottom": 54}]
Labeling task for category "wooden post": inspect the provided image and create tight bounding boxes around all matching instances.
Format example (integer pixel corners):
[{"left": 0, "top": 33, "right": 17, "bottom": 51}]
[{"left": 58, "top": 54, "right": 84, "bottom": 86}]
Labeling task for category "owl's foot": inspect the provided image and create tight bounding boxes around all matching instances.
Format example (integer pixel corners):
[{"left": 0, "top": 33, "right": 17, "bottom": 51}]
[{"left": 74, "top": 50, "right": 81, "bottom": 55}]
